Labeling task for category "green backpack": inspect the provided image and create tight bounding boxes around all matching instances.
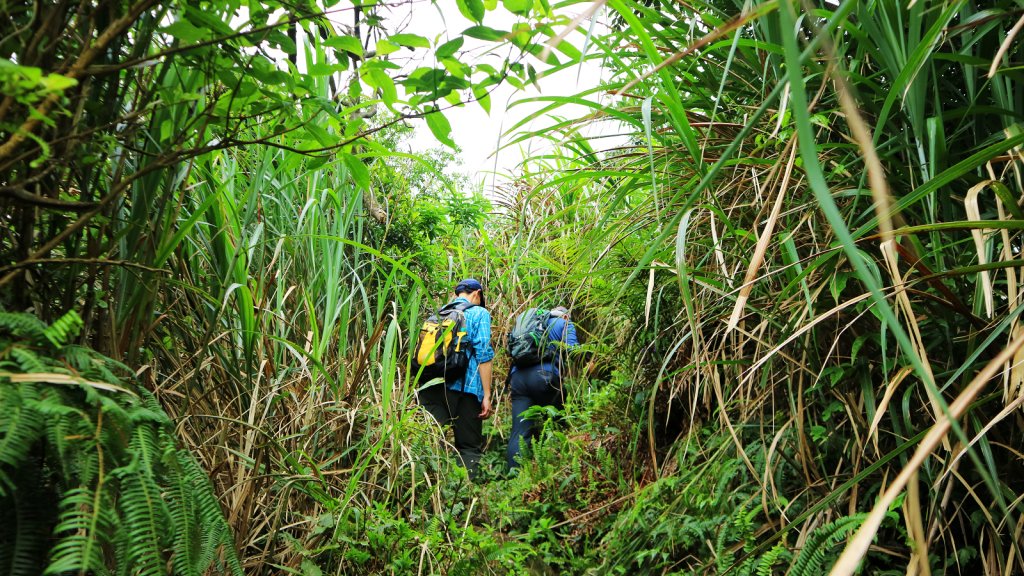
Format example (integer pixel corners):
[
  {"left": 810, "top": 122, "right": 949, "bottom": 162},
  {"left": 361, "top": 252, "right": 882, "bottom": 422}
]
[{"left": 506, "top": 308, "right": 554, "bottom": 368}]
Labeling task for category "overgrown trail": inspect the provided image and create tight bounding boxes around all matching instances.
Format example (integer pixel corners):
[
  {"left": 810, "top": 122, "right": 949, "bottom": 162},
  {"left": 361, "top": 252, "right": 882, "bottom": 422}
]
[{"left": 2, "top": 0, "right": 1024, "bottom": 574}]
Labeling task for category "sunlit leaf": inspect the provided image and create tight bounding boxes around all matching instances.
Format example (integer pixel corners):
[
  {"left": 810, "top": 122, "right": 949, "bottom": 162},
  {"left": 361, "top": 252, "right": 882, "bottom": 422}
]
[
  {"left": 503, "top": 0, "right": 532, "bottom": 16},
  {"left": 376, "top": 39, "right": 400, "bottom": 55},
  {"left": 435, "top": 37, "right": 464, "bottom": 59},
  {"left": 389, "top": 33, "right": 430, "bottom": 49},
  {"left": 472, "top": 84, "right": 491, "bottom": 113},
  {"left": 462, "top": 25, "right": 509, "bottom": 41},
  {"left": 323, "top": 35, "right": 363, "bottom": 57},
  {"left": 161, "top": 20, "right": 208, "bottom": 43},
  {"left": 456, "top": 0, "right": 485, "bottom": 23},
  {"left": 424, "top": 109, "right": 456, "bottom": 149},
  {"left": 342, "top": 153, "right": 370, "bottom": 189}
]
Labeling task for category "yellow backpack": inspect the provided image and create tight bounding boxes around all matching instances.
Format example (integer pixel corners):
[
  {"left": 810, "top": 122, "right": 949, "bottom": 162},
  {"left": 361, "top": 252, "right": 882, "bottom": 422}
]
[{"left": 412, "top": 301, "right": 473, "bottom": 384}]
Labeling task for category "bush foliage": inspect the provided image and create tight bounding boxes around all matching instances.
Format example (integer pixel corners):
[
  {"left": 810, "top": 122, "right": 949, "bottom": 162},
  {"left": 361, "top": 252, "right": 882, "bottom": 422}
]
[{"left": 1, "top": 0, "right": 1022, "bottom": 574}]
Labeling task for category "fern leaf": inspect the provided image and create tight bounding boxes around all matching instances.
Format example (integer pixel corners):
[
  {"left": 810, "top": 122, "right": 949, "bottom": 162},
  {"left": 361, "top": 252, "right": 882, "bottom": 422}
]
[
  {"left": 0, "top": 386, "right": 45, "bottom": 481},
  {"left": 118, "top": 467, "right": 168, "bottom": 576},
  {"left": 0, "top": 311, "right": 46, "bottom": 340},
  {"left": 166, "top": 450, "right": 200, "bottom": 576},
  {"left": 7, "top": 346, "right": 47, "bottom": 374},
  {"left": 45, "top": 486, "right": 112, "bottom": 575},
  {"left": 180, "top": 450, "right": 242, "bottom": 576},
  {"left": 790, "top": 514, "right": 867, "bottom": 576},
  {"left": 64, "top": 345, "right": 132, "bottom": 384},
  {"left": 756, "top": 544, "right": 791, "bottom": 576},
  {"left": 0, "top": 309, "right": 240, "bottom": 576},
  {"left": 42, "top": 310, "right": 83, "bottom": 348},
  {"left": 1, "top": 468, "right": 53, "bottom": 576}
]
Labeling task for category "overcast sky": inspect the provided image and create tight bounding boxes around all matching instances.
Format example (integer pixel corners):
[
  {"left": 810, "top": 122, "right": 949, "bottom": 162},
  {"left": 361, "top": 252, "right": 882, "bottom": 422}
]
[{"left": 379, "top": 1, "right": 626, "bottom": 195}]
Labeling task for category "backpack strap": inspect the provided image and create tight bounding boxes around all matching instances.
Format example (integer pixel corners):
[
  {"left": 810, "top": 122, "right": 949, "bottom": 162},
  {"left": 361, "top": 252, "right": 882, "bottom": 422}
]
[
  {"left": 442, "top": 299, "right": 476, "bottom": 360},
  {"left": 439, "top": 300, "right": 475, "bottom": 314}
]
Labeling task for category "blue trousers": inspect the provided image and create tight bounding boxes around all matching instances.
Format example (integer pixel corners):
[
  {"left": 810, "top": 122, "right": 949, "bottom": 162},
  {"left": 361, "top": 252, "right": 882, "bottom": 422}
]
[{"left": 507, "top": 367, "right": 562, "bottom": 469}]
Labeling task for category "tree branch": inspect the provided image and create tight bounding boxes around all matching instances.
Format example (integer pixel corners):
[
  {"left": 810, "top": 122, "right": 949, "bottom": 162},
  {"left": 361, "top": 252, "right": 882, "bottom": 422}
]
[
  {"left": 0, "top": 186, "right": 99, "bottom": 211},
  {"left": 0, "top": 0, "right": 161, "bottom": 163}
]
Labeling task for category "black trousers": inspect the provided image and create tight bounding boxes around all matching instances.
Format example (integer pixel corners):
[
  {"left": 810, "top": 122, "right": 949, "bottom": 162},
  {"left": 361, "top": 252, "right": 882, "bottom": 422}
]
[{"left": 417, "top": 383, "right": 484, "bottom": 478}]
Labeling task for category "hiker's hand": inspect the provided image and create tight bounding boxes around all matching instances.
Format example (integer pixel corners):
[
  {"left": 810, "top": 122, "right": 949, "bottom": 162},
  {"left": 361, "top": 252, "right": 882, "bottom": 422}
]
[{"left": 478, "top": 396, "right": 493, "bottom": 419}]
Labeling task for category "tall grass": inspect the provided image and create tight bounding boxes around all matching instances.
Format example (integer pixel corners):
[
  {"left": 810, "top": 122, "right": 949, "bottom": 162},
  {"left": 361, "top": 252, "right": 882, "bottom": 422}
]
[
  {"left": 4, "top": 0, "right": 1022, "bottom": 572},
  {"left": 491, "top": 0, "right": 1024, "bottom": 572}
]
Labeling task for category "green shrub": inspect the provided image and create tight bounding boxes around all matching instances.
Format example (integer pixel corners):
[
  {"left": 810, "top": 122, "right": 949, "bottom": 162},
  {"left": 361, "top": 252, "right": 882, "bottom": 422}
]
[{"left": 0, "top": 310, "right": 241, "bottom": 576}]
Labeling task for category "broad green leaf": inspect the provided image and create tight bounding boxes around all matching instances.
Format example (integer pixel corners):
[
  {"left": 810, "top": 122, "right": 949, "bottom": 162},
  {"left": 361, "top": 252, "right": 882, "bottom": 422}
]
[
  {"left": 549, "top": 36, "right": 581, "bottom": 60},
  {"left": 40, "top": 74, "right": 77, "bottom": 92},
  {"left": 266, "top": 30, "right": 296, "bottom": 54},
  {"left": 462, "top": 26, "right": 508, "bottom": 41},
  {"left": 184, "top": 5, "right": 234, "bottom": 36},
  {"left": 308, "top": 62, "right": 346, "bottom": 76},
  {"left": 441, "top": 58, "right": 469, "bottom": 78},
  {"left": 389, "top": 33, "right": 430, "bottom": 49},
  {"left": 301, "top": 559, "right": 323, "bottom": 576},
  {"left": 362, "top": 68, "right": 398, "bottom": 106},
  {"left": 472, "top": 85, "right": 491, "bottom": 113},
  {"left": 424, "top": 109, "right": 456, "bottom": 149},
  {"left": 342, "top": 153, "right": 370, "bottom": 189},
  {"left": 405, "top": 67, "right": 446, "bottom": 87},
  {"left": 522, "top": 42, "right": 560, "bottom": 65},
  {"left": 456, "top": 0, "right": 485, "bottom": 24},
  {"left": 304, "top": 123, "right": 335, "bottom": 147},
  {"left": 323, "top": 35, "right": 363, "bottom": 57},
  {"left": 376, "top": 39, "right": 400, "bottom": 55},
  {"left": 161, "top": 20, "right": 208, "bottom": 43},
  {"left": 435, "top": 37, "right": 464, "bottom": 59},
  {"left": 502, "top": 0, "right": 532, "bottom": 16}
]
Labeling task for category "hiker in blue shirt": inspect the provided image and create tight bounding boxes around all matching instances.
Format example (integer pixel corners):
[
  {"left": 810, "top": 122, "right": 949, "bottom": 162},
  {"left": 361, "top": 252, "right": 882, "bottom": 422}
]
[
  {"left": 417, "top": 278, "right": 494, "bottom": 479},
  {"left": 507, "top": 306, "right": 578, "bottom": 470}
]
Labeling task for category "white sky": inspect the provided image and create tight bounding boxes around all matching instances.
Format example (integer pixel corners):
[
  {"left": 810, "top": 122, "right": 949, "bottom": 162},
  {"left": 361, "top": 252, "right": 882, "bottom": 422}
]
[{"left": 378, "top": 1, "right": 628, "bottom": 195}]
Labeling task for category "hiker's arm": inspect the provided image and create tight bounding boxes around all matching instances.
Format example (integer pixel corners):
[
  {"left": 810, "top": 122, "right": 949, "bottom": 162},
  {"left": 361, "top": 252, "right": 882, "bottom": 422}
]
[
  {"left": 563, "top": 321, "right": 579, "bottom": 349},
  {"left": 478, "top": 361, "right": 493, "bottom": 418},
  {"left": 473, "top": 310, "right": 495, "bottom": 418}
]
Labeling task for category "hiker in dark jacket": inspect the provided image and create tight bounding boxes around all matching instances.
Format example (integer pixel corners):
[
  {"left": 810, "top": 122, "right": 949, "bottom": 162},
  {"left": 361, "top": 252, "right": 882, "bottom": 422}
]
[{"left": 506, "top": 306, "right": 578, "bottom": 470}]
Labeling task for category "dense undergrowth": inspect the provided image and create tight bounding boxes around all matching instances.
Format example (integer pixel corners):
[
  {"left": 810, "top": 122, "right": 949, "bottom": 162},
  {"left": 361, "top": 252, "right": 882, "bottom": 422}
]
[{"left": 2, "top": 0, "right": 1024, "bottom": 574}]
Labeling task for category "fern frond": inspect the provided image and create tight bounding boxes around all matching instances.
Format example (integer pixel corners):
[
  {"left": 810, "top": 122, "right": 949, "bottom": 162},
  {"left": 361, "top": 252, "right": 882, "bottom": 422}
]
[
  {"left": 166, "top": 448, "right": 200, "bottom": 576},
  {"left": 64, "top": 345, "right": 132, "bottom": 384},
  {"left": 42, "top": 310, "right": 83, "bottom": 348},
  {"left": 45, "top": 486, "right": 113, "bottom": 575},
  {"left": 44, "top": 410, "right": 79, "bottom": 481},
  {"left": 118, "top": 467, "right": 168, "bottom": 576},
  {"left": 790, "top": 514, "right": 867, "bottom": 576},
  {"left": 130, "top": 424, "right": 161, "bottom": 475},
  {"left": 0, "top": 386, "right": 45, "bottom": 483},
  {"left": 7, "top": 346, "right": 47, "bottom": 374},
  {"left": 0, "top": 309, "right": 241, "bottom": 575},
  {"left": 755, "top": 543, "right": 791, "bottom": 576},
  {"left": 1, "top": 469, "right": 52, "bottom": 576},
  {"left": 0, "top": 312, "right": 46, "bottom": 340},
  {"left": 180, "top": 450, "right": 243, "bottom": 576}
]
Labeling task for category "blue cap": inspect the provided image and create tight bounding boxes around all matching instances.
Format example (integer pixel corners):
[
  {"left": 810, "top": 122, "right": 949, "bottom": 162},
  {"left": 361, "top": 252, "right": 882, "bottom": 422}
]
[
  {"left": 454, "top": 278, "right": 485, "bottom": 307},
  {"left": 454, "top": 278, "right": 483, "bottom": 293}
]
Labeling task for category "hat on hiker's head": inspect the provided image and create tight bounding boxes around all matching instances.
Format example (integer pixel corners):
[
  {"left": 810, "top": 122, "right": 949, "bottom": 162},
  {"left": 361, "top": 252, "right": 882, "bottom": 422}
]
[
  {"left": 550, "top": 306, "right": 570, "bottom": 318},
  {"left": 455, "top": 278, "right": 485, "bottom": 307}
]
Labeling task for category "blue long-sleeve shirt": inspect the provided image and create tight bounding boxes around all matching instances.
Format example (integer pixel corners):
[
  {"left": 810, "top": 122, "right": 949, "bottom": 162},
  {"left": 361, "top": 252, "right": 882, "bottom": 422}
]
[
  {"left": 510, "top": 316, "right": 579, "bottom": 379},
  {"left": 447, "top": 297, "right": 495, "bottom": 403}
]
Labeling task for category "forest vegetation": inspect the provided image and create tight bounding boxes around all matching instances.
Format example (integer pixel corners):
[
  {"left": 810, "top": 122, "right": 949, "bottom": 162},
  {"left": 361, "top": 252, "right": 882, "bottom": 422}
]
[{"left": 1, "top": 0, "right": 1023, "bottom": 574}]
